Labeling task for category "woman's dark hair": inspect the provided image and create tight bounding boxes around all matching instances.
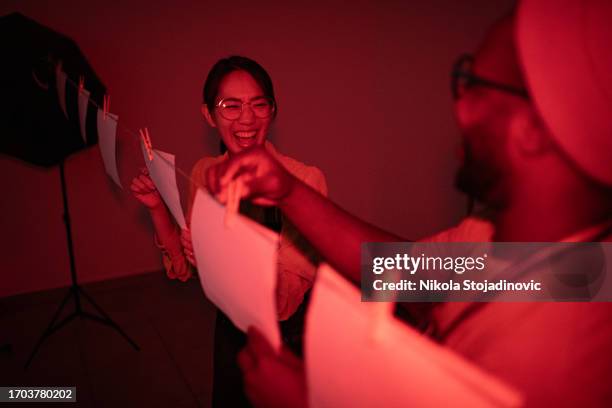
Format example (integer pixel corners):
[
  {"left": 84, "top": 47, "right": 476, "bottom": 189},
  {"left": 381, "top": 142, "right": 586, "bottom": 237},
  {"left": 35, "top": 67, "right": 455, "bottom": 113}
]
[{"left": 203, "top": 55, "right": 277, "bottom": 118}]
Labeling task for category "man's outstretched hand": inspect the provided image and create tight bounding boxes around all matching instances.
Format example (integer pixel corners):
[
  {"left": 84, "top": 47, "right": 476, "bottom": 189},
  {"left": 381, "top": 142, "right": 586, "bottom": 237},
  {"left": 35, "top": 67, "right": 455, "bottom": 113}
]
[{"left": 206, "top": 147, "right": 297, "bottom": 207}]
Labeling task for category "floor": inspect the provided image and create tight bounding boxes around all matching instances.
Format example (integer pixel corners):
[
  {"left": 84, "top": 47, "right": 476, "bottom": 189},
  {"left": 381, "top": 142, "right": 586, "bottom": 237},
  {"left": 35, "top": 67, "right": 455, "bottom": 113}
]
[{"left": 0, "top": 272, "right": 217, "bottom": 407}]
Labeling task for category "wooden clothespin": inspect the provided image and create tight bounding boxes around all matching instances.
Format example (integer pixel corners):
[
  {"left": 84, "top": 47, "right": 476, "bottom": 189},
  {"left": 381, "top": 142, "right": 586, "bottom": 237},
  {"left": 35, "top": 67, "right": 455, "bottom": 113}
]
[
  {"left": 139, "top": 128, "right": 154, "bottom": 162},
  {"left": 224, "top": 180, "right": 242, "bottom": 228},
  {"left": 102, "top": 95, "right": 110, "bottom": 119},
  {"left": 78, "top": 75, "right": 85, "bottom": 93}
]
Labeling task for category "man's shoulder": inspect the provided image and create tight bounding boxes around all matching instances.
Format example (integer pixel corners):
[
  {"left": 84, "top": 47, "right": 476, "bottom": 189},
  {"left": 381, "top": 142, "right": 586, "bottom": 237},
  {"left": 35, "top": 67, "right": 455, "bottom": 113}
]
[{"left": 442, "top": 302, "right": 612, "bottom": 407}]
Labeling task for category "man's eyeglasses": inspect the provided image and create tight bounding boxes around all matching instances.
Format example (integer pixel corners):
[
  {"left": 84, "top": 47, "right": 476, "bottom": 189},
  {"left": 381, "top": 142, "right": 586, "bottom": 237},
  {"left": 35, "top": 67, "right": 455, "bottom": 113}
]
[
  {"left": 451, "top": 54, "right": 529, "bottom": 100},
  {"left": 216, "top": 97, "right": 275, "bottom": 121}
]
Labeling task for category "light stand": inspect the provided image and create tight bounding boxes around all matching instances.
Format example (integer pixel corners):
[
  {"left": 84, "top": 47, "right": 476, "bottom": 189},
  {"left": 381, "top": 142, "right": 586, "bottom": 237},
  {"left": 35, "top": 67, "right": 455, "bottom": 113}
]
[{"left": 25, "top": 160, "right": 139, "bottom": 368}]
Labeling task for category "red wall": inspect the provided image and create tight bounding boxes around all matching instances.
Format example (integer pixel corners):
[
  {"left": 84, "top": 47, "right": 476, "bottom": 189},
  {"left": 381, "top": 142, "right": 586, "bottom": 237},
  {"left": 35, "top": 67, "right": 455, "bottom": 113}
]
[{"left": 0, "top": 0, "right": 515, "bottom": 298}]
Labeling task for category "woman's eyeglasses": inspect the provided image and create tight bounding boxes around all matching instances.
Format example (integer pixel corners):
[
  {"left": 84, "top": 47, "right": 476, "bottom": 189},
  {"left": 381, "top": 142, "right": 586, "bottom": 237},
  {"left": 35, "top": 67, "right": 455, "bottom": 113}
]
[
  {"left": 216, "top": 97, "right": 275, "bottom": 121},
  {"left": 451, "top": 54, "right": 529, "bottom": 100}
]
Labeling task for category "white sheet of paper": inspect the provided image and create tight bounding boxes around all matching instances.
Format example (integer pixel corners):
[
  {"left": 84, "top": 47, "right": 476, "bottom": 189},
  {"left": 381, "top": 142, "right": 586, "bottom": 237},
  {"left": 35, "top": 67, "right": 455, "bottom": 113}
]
[
  {"left": 190, "top": 189, "right": 281, "bottom": 351},
  {"left": 56, "top": 69, "right": 68, "bottom": 118},
  {"left": 306, "top": 264, "right": 523, "bottom": 408},
  {"left": 140, "top": 142, "right": 187, "bottom": 229},
  {"left": 96, "top": 110, "right": 122, "bottom": 189},
  {"left": 77, "top": 88, "right": 90, "bottom": 144}
]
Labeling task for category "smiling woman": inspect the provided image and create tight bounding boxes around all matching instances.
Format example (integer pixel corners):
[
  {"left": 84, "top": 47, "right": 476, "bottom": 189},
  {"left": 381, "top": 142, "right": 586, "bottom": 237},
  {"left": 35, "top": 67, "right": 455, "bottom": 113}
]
[
  {"left": 130, "top": 55, "right": 328, "bottom": 407},
  {"left": 209, "top": 91, "right": 275, "bottom": 149},
  {"left": 202, "top": 59, "right": 276, "bottom": 153}
]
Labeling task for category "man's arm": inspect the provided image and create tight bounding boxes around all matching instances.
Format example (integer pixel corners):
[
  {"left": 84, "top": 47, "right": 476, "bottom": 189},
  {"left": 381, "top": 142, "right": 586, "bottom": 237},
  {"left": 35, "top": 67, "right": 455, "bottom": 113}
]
[
  {"left": 206, "top": 147, "right": 403, "bottom": 284},
  {"left": 279, "top": 180, "right": 401, "bottom": 283}
]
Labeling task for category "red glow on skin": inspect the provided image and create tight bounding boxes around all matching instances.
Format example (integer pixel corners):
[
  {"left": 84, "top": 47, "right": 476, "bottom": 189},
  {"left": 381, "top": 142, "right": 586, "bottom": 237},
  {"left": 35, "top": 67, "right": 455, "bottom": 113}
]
[{"left": 203, "top": 70, "right": 272, "bottom": 155}]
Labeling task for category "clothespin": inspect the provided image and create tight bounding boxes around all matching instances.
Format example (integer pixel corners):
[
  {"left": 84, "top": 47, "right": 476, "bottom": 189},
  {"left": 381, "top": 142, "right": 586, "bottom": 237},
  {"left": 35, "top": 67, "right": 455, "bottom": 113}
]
[
  {"left": 224, "top": 179, "right": 242, "bottom": 228},
  {"left": 78, "top": 75, "right": 85, "bottom": 93},
  {"left": 368, "top": 269, "right": 398, "bottom": 344},
  {"left": 102, "top": 95, "right": 110, "bottom": 119},
  {"left": 139, "top": 128, "right": 154, "bottom": 162}
]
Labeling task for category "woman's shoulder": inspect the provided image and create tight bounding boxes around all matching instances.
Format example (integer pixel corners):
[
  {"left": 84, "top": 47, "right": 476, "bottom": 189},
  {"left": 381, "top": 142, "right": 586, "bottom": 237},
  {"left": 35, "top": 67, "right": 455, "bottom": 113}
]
[
  {"left": 190, "top": 153, "right": 228, "bottom": 185},
  {"left": 265, "top": 142, "right": 327, "bottom": 195}
]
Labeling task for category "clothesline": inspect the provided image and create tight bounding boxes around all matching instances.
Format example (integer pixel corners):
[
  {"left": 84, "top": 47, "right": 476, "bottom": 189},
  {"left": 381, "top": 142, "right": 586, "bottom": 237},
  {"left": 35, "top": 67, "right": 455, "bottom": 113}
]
[{"left": 59, "top": 63, "right": 199, "bottom": 188}]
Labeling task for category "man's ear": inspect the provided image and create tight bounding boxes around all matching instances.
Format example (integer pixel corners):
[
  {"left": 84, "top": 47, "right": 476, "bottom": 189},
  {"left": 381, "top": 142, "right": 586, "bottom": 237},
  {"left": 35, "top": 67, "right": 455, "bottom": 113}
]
[
  {"left": 509, "top": 107, "right": 552, "bottom": 157},
  {"left": 202, "top": 104, "right": 217, "bottom": 128}
]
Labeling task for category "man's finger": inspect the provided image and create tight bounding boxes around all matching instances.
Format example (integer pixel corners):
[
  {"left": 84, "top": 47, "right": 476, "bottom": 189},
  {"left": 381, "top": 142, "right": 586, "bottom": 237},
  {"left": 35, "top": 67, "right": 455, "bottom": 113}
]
[
  {"left": 218, "top": 148, "right": 265, "bottom": 187},
  {"left": 242, "top": 177, "right": 279, "bottom": 206}
]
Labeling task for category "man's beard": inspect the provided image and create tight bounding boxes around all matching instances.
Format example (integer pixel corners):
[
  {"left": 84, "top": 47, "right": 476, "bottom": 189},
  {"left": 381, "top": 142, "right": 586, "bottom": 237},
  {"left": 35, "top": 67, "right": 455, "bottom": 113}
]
[{"left": 454, "top": 141, "right": 504, "bottom": 206}]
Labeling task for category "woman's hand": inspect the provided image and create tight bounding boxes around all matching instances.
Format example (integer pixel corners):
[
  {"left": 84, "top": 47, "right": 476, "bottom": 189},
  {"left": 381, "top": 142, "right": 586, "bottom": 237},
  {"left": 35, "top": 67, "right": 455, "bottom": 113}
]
[
  {"left": 181, "top": 228, "right": 197, "bottom": 267},
  {"left": 130, "top": 168, "right": 163, "bottom": 210},
  {"left": 206, "top": 147, "right": 297, "bottom": 207}
]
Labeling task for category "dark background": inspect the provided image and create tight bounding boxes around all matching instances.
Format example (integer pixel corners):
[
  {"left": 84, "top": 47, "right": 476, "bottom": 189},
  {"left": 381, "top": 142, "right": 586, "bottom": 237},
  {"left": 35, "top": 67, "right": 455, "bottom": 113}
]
[{"left": 0, "top": 0, "right": 514, "bottom": 298}]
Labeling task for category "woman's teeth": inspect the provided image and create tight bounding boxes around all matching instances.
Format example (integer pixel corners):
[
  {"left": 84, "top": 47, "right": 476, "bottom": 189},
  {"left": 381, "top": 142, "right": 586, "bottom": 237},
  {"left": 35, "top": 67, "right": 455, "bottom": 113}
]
[
  {"left": 234, "top": 131, "right": 257, "bottom": 147},
  {"left": 235, "top": 131, "right": 257, "bottom": 139}
]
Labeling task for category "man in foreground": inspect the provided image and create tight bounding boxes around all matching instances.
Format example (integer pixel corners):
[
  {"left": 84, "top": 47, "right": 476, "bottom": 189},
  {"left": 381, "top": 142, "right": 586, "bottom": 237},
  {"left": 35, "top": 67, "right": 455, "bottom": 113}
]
[{"left": 206, "top": 0, "right": 612, "bottom": 406}]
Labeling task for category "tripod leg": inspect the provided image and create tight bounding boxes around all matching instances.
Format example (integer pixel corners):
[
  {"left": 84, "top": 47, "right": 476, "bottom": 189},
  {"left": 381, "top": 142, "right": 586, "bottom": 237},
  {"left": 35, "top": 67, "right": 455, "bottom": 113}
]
[
  {"left": 25, "top": 313, "right": 78, "bottom": 369},
  {"left": 78, "top": 288, "right": 140, "bottom": 351},
  {"left": 76, "top": 287, "right": 112, "bottom": 320},
  {"left": 25, "top": 288, "right": 76, "bottom": 369},
  {"left": 80, "top": 312, "right": 140, "bottom": 350}
]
